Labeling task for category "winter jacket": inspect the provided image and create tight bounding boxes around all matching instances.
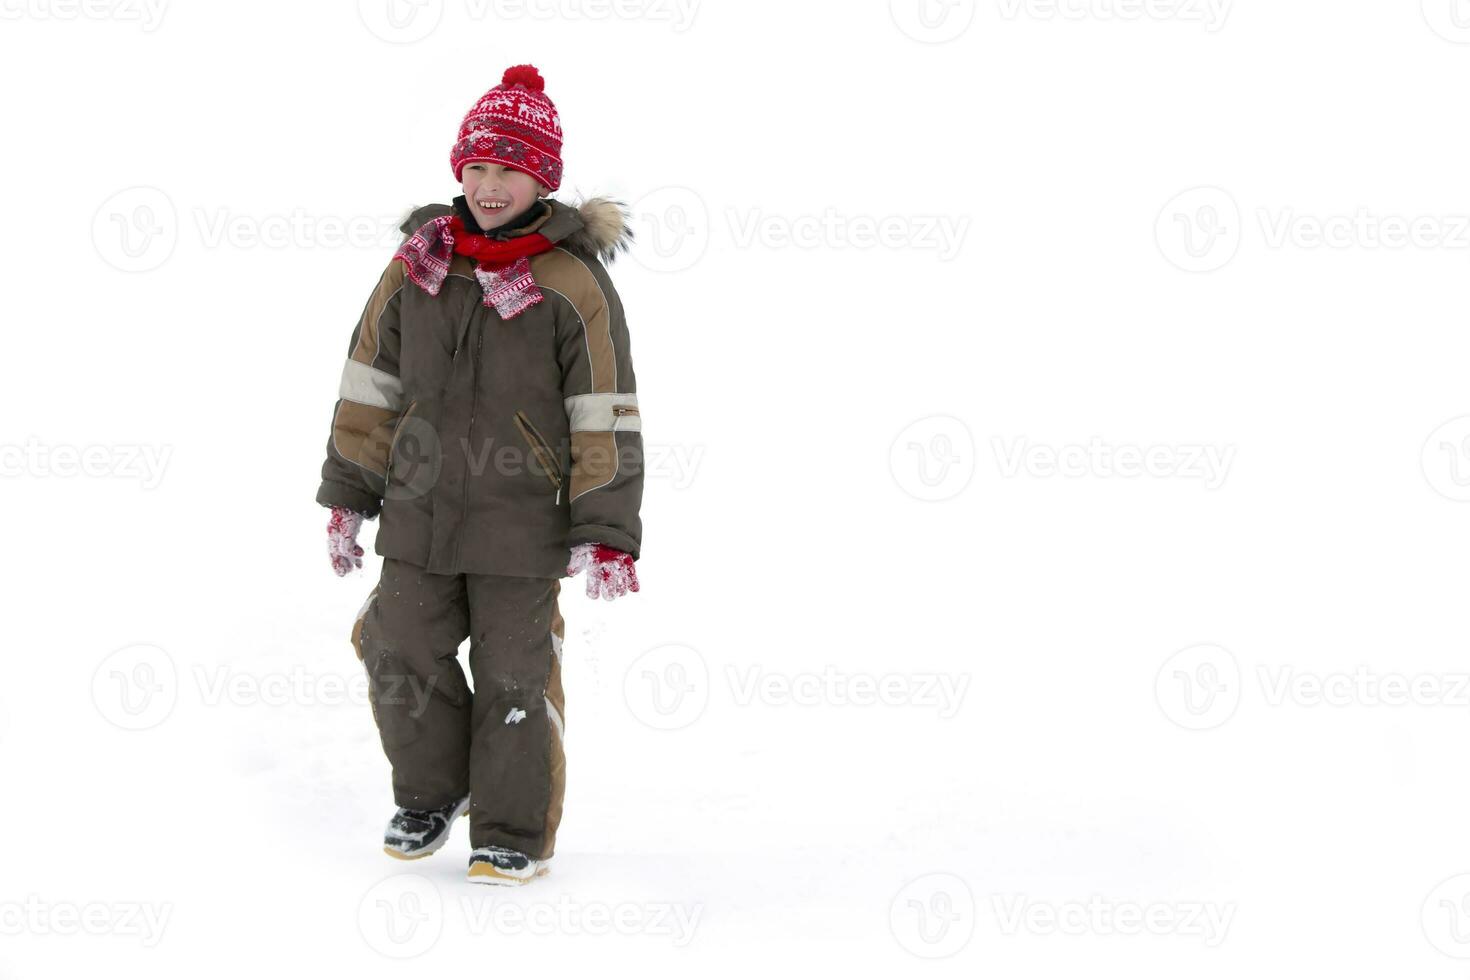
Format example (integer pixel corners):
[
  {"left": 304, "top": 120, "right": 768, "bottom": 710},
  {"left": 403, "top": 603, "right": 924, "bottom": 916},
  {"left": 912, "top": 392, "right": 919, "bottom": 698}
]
[{"left": 315, "top": 196, "right": 643, "bottom": 579}]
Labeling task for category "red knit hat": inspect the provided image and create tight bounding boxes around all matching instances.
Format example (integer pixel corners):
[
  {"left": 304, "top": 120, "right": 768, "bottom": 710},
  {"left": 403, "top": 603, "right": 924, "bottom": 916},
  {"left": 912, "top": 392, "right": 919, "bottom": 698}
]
[{"left": 450, "top": 64, "right": 564, "bottom": 191}]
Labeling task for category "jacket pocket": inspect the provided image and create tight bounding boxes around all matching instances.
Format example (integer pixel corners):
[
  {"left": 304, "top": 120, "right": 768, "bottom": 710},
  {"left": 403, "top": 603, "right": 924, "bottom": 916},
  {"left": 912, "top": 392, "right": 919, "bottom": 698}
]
[
  {"left": 513, "top": 410, "right": 565, "bottom": 495},
  {"left": 386, "top": 400, "right": 418, "bottom": 471}
]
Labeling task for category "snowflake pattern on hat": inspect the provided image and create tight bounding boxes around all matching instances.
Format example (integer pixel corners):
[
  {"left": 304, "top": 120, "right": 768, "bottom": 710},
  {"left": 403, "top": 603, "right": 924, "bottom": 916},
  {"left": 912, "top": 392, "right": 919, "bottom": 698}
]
[{"left": 451, "top": 65, "right": 564, "bottom": 190}]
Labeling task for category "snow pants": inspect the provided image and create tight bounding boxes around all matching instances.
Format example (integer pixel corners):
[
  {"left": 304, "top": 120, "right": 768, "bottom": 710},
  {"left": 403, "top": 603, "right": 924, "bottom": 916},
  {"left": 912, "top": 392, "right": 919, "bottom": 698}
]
[{"left": 350, "top": 557, "right": 566, "bottom": 859}]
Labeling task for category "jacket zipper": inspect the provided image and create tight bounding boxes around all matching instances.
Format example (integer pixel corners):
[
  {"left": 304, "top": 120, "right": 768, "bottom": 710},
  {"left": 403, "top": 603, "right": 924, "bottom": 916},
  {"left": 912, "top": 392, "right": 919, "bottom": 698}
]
[
  {"left": 513, "top": 410, "right": 565, "bottom": 504},
  {"left": 456, "top": 319, "right": 483, "bottom": 567}
]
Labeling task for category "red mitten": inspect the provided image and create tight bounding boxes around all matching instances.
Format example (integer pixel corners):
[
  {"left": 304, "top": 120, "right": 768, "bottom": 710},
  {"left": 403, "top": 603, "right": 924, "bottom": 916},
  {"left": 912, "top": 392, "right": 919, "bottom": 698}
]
[
  {"left": 566, "top": 543, "right": 640, "bottom": 601},
  {"left": 327, "top": 506, "right": 365, "bottom": 576}
]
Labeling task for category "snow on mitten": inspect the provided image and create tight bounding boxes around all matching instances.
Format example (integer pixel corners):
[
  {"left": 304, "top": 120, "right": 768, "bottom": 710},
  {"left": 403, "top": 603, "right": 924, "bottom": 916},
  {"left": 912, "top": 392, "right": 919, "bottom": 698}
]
[
  {"left": 327, "top": 506, "right": 365, "bottom": 576},
  {"left": 566, "top": 542, "right": 640, "bottom": 601}
]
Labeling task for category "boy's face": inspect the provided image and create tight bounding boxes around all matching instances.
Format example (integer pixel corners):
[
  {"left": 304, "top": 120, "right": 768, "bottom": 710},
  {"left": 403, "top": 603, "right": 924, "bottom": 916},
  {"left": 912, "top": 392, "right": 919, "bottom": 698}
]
[{"left": 461, "top": 163, "right": 548, "bottom": 232}]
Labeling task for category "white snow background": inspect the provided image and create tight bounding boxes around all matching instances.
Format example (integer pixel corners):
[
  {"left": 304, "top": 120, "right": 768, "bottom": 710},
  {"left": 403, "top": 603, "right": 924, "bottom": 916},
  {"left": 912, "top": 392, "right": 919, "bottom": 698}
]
[{"left": 3, "top": 1, "right": 1470, "bottom": 977}]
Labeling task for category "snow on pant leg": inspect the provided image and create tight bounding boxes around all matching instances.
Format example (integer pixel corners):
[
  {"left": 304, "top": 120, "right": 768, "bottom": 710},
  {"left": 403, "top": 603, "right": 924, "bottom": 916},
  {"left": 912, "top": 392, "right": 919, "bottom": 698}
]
[
  {"left": 464, "top": 575, "right": 564, "bottom": 858},
  {"left": 356, "top": 557, "right": 473, "bottom": 810}
]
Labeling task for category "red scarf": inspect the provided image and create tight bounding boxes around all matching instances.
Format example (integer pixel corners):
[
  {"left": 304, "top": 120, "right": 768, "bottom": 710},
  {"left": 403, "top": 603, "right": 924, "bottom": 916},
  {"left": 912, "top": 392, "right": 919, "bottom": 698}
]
[{"left": 396, "top": 213, "right": 558, "bottom": 319}]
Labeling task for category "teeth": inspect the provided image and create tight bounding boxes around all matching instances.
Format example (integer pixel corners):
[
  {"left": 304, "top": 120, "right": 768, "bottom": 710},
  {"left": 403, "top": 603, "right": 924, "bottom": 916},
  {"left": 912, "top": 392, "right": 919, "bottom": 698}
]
[{"left": 478, "top": 201, "right": 506, "bottom": 209}]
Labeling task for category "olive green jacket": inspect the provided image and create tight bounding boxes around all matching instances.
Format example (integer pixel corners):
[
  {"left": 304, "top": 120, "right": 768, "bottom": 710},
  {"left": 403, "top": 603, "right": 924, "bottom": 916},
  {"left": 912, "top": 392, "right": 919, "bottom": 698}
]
[{"left": 316, "top": 197, "right": 643, "bottom": 578}]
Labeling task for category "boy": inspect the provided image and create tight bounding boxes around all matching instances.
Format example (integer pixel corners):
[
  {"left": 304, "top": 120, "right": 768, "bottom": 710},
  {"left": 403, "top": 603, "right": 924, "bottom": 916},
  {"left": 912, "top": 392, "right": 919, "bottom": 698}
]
[{"left": 315, "top": 64, "right": 644, "bottom": 885}]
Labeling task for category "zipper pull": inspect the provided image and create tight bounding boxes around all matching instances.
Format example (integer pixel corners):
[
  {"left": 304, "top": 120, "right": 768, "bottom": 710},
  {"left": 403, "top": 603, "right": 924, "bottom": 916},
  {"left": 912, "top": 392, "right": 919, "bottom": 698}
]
[{"left": 555, "top": 486, "right": 561, "bottom": 505}]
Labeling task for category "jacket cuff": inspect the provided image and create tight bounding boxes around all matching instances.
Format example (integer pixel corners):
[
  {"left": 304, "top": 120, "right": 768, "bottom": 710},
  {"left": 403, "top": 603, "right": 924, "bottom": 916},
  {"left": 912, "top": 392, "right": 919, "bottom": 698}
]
[
  {"left": 316, "top": 481, "right": 381, "bottom": 519},
  {"left": 568, "top": 523, "right": 639, "bottom": 560}
]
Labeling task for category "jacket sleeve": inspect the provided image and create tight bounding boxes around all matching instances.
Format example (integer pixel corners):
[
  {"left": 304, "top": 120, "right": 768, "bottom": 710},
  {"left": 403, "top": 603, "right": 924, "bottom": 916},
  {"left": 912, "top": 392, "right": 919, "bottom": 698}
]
[
  {"left": 554, "top": 266, "right": 644, "bottom": 560},
  {"left": 315, "top": 260, "right": 410, "bottom": 518}
]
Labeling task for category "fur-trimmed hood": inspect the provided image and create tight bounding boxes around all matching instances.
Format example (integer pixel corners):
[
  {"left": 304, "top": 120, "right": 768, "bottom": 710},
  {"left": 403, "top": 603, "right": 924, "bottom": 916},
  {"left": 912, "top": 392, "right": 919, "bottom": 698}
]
[{"left": 397, "top": 195, "right": 634, "bottom": 265}]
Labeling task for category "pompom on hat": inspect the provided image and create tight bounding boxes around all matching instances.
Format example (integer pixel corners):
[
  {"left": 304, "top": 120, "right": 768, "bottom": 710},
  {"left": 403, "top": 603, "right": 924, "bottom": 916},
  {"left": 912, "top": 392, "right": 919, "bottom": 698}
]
[{"left": 450, "top": 64, "right": 564, "bottom": 192}]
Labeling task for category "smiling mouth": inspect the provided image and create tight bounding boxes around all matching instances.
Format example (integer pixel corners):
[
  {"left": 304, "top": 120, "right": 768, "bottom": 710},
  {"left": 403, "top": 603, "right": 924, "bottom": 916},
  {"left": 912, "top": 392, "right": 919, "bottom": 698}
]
[{"left": 476, "top": 199, "right": 510, "bottom": 212}]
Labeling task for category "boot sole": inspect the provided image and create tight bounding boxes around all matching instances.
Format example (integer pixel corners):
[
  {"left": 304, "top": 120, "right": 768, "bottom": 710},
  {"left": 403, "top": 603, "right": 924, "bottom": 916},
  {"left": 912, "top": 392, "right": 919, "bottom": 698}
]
[
  {"left": 382, "top": 797, "right": 470, "bottom": 860},
  {"left": 466, "top": 863, "right": 551, "bottom": 885}
]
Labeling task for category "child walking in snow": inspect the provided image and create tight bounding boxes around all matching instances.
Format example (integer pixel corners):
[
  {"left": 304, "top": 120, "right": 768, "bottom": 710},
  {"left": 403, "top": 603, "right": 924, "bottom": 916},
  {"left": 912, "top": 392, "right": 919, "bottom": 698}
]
[{"left": 315, "top": 64, "right": 644, "bottom": 885}]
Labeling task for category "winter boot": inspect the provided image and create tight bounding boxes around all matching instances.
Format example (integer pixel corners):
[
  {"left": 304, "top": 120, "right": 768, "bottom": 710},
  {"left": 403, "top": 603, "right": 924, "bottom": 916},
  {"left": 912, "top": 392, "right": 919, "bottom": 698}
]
[
  {"left": 383, "top": 794, "right": 469, "bottom": 860},
  {"left": 467, "top": 845, "right": 551, "bottom": 885}
]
